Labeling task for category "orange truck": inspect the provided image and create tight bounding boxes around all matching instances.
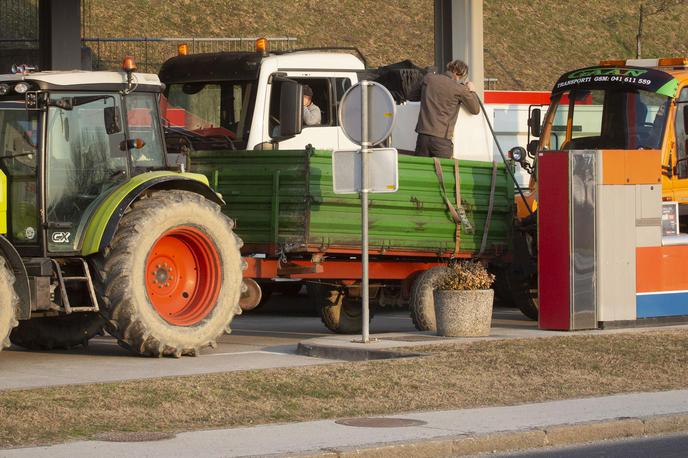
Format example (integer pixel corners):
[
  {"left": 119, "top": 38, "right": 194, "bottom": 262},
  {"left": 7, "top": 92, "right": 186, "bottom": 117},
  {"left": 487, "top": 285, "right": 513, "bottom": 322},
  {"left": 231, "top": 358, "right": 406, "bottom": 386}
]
[{"left": 507, "top": 57, "right": 688, "bottom": 320}]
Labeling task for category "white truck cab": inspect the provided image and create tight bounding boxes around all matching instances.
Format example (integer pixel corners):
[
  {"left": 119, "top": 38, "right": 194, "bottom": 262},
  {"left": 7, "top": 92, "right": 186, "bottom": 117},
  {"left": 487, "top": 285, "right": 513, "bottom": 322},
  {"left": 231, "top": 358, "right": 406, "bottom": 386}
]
[{"left": 159, "top": 47, "right": 494, "bottom": 162}]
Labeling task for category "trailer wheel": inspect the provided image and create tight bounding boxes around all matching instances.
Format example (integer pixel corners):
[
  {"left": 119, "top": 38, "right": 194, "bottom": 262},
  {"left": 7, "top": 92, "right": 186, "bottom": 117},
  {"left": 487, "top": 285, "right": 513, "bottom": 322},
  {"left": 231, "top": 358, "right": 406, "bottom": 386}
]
[
  {"left": 308, "top": 282, "right": 369, "bottom": 334},
  {"left": 0, "top": 257, "right": 19, "bottom": 350},
  {"left": 94, "top": 190, "right": 244, "bottom": 357},
  {"left": 10, "top": 313, "right": 104, "bottom": 350},
  {"left": 409, "top": 266, "right": 453, "bottom": 332}
]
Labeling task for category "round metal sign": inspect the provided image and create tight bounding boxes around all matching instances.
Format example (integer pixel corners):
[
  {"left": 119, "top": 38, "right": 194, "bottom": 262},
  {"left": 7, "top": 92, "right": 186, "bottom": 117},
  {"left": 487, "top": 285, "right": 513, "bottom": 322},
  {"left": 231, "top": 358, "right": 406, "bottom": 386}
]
[{"left": 338, "top": 81, "right": 396, "bottom": 146}]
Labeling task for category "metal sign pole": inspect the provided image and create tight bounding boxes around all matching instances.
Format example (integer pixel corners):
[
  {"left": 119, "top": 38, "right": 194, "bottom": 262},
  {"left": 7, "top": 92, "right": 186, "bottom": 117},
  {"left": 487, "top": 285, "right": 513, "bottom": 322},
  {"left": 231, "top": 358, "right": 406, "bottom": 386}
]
[{"left": 360, "top": 81, "right": 370, "bottom": 343}]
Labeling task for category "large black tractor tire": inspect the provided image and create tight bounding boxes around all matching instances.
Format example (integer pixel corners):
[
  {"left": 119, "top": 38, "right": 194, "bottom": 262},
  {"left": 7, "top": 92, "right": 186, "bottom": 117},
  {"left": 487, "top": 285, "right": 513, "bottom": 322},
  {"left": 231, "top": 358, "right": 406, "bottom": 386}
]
[
  {"left": 509, "top": 273, "right": 539, "bottom": 321},
  {"left": 94, "top": 190, "right": 244, "bottom": 357},
  {"left": 10, "top": 313, "right": 105, "bottom": 350},
  {"left": 308, "top": 282, "right": 370, "bottom": 334},
  {"left": 409, "top": 266, "right": 453, "bottom": 332},
  {"left": 491, "top": 267, "right": 515, "bottom": 307},
  {"left": 0, "top": 257, "right": 19, "bottom": 350}
]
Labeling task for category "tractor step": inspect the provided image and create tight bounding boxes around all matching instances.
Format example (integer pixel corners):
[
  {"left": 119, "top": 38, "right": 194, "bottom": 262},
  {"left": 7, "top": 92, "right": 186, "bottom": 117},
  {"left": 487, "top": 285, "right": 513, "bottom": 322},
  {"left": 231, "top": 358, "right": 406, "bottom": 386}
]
[{"left": 51, "top": 259, "right": 100, "bottom": 314}]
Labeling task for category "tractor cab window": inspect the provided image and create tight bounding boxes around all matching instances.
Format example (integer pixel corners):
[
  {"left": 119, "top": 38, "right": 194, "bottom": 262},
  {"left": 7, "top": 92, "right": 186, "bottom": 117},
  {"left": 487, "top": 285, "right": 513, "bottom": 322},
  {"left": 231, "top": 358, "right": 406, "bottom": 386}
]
[
  {"left": 126, "top": 93, "right": 165, "bottom": 170},
  {"left": 0, "top": 100, "right": 39, "bottom": 245},
  {"left": 541, "top": 88, "right": 670, "bottom": 151},
  {"left": 46, "top": 92, "right": 127, "bottom": 252}
]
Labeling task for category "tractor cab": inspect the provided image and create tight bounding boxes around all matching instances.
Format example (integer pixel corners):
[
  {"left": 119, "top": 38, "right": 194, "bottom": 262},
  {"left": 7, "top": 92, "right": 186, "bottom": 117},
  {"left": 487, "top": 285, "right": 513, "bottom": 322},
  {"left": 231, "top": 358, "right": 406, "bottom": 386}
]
[{"left": 0, "top": 61, "right": 167, "bottom": 257}]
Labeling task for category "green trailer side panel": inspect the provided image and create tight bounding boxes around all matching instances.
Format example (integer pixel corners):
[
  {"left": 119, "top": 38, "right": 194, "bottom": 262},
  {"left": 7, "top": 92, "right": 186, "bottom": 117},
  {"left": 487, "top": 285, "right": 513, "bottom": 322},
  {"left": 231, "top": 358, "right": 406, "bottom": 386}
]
[
  {"left": 190, "top": 149, "right": 514, "bottom": 256},
  {"left": 191, "top": 150, "right": 309, "bottom": 248}
]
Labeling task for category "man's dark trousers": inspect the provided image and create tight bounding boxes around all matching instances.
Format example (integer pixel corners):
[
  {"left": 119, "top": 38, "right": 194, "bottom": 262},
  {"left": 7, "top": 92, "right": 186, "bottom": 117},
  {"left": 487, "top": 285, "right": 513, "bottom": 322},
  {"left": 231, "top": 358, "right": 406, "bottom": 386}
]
[{"left": 415, "top": 133, "right": 454, "bottom": 158}]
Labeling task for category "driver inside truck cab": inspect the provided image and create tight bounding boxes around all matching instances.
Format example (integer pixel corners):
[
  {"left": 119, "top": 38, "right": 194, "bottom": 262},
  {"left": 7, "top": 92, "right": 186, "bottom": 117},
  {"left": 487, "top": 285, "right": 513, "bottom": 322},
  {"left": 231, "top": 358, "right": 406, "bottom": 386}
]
[{"left": 302, "top": 84, "right": 321, "bottom": 126}]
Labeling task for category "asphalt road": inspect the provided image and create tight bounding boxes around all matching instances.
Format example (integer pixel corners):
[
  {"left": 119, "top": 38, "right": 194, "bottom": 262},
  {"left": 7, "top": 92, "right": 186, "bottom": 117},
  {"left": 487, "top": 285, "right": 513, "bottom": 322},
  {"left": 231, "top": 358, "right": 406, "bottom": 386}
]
[
  {"left": 490, "top": 432, "right": 688, "bottom": 457},
  {"left": 0, "top": 293, "right": 534, "bottom": 390}
]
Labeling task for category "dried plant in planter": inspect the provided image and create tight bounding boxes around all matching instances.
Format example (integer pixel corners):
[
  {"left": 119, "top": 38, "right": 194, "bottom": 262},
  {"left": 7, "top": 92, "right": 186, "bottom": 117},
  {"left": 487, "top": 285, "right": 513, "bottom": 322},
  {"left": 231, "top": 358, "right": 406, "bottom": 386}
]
[{"left": 438, "top": 260, "right": 495, "bottom": 291}]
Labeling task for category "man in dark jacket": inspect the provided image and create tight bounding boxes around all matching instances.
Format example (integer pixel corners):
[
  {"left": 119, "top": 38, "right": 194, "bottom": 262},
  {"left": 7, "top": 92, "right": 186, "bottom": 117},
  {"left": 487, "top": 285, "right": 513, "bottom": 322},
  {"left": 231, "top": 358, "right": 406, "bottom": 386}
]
[{"left": 412, "top": 59, "right": 480, "bottom": 158}]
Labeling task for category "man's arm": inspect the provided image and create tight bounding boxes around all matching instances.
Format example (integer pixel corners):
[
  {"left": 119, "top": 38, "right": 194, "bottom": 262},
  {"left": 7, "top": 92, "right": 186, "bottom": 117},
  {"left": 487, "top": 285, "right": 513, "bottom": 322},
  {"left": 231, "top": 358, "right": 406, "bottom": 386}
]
[
  {"left": 458, "top": 82, "right": 480, "bottom": 115},
  {"left": 303, "top": 104, "right": 322, "bottom": 126}
]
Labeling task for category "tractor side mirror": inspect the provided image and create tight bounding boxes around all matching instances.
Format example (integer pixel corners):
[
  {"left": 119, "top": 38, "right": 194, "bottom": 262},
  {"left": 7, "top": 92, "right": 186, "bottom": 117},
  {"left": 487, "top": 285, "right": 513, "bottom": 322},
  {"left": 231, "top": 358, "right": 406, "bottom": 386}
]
[
  {"left": 278, "top": 81, "right": 303, "bottom": 139},
  {"left": 528, "top": 108, "right": 541, "bottom": 138},
  {"left": 683, "top": 105, "right": 688, "bottom": 133},
  {"left": 104, "top": 106, "right": 122, "bottom": 135}
]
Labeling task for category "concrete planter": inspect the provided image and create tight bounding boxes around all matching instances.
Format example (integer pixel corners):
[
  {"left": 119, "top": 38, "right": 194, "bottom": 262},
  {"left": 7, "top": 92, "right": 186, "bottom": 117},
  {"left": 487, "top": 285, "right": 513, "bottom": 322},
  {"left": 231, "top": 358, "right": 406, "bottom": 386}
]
[{"left": 433, "top": 289, "right": 494, "bottom": 337}]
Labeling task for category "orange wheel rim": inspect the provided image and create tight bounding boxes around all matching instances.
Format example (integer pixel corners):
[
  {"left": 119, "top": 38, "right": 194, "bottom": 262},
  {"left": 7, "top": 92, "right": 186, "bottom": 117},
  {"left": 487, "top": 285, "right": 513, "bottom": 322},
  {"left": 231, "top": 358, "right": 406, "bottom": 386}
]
[{"left": 145, "top": 226, "right": 222, "bottom": 326}]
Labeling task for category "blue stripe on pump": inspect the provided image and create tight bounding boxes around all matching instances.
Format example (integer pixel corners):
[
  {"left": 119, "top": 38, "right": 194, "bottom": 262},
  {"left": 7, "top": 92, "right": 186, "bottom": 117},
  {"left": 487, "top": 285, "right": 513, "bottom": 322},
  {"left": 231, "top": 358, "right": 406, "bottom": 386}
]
[{"left": 636, "top": 291, "right": 688, "bottom": 318}]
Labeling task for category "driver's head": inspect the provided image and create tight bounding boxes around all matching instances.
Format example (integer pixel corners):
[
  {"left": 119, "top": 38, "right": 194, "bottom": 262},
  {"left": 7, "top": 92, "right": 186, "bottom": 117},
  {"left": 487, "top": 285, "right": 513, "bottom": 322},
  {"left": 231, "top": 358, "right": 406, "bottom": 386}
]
[{"left": 303, "top": 85, "right": 313, "bottom": 107}]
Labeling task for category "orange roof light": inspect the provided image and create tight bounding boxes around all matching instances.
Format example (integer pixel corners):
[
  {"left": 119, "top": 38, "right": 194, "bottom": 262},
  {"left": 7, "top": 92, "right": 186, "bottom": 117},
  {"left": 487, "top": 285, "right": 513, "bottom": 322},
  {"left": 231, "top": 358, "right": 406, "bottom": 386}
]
[
  {"left": 177, "top": 43, "right": 189, "bottom": 56},
  {"left": 599, "top": 59, "right": 626, "bottom": 67},
  {"left": 658, "top": 57, "right": 688, "bottom": 67},
  {"left": 121, "top": 55, "right": 137, "bottom": 72},
  {"left": 255, "top": 37, "right": 268, "bottom": 55}
]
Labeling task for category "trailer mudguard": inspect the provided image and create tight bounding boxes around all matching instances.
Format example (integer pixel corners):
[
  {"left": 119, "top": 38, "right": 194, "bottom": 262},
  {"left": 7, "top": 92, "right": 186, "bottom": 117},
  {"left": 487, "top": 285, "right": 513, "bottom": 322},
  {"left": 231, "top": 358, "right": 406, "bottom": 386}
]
[
  {"left": 80, "top": 171, "right": 224, "bottom": 256},
  {"left": 0, "top": 235, "right": 31, "bottom": 319}
]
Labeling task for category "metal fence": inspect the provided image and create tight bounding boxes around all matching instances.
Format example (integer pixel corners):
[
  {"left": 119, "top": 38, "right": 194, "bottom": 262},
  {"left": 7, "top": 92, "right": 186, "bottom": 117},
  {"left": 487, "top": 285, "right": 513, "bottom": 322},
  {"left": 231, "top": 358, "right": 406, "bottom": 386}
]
[
  {"left": 0, "top": 0, "right": 38, "bottom": 40},
  {"left": 83, "top": 37, "right": 298, "bottom": 73}
]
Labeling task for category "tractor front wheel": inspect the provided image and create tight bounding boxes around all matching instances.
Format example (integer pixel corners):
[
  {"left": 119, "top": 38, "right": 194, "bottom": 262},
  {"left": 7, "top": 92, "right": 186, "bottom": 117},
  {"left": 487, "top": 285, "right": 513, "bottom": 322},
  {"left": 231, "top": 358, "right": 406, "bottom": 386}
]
[
  {"left": 0, "top": 257, "right": 19, "bottom": 350},
  {"left": 95, "top": 190, "right": 244, "bottom": 357}
]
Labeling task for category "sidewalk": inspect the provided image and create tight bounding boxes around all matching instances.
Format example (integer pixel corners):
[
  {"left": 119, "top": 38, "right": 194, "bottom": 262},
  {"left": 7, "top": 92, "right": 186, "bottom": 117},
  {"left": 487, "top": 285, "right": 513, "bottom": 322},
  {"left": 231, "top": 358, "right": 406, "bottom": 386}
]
[{"left": 3, "top": 390, "right": 688, "bottom": 457}]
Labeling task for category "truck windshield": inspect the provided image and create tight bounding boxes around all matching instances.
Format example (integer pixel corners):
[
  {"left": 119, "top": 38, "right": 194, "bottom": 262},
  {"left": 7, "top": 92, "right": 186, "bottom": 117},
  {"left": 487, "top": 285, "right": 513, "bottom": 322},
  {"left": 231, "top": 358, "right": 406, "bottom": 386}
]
[
  {"left": 163, "top": 81, "right": 255, "bottom": 149},
  {"left": 540, "top": 88, "right": 670, "bottom": 150}
]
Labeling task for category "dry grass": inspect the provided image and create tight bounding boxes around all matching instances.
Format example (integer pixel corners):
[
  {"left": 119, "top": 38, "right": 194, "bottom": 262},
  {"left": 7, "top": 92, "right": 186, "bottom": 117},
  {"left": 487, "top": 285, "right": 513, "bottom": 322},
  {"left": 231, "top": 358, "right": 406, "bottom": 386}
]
[
  {"left": 80, "top": 0, "right": 688, "bottom": 90},
  {"left": 1, "top": 329, "right": 687, "bottom": 448}
]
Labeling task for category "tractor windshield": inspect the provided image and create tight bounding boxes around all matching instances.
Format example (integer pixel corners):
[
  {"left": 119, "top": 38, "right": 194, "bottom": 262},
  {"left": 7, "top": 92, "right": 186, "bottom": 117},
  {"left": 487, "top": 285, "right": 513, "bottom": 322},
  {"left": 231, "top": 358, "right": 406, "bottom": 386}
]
[
  {"left": 540, "top": 88, "right": 670, "bottom": 151},
  {"left": 0, "top": 100, "right": 40, "bottom": 245},
  {"left": 162, "top": 80, "right": 256, "bottom": 150}
]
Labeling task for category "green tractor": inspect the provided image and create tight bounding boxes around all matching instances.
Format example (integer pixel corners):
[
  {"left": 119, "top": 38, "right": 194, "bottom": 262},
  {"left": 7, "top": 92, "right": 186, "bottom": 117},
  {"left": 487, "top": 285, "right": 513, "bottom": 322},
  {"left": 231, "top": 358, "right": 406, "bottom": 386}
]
[{"left": 0, "top": 62, "right": 244, "bottom": 357}]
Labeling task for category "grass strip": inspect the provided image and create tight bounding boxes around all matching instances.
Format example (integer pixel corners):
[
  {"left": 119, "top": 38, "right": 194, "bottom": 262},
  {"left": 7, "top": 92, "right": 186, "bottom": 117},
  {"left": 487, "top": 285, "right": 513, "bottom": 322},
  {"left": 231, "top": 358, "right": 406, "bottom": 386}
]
[{"left": 1, "top": 329, "right": 687, "bottom": 448}]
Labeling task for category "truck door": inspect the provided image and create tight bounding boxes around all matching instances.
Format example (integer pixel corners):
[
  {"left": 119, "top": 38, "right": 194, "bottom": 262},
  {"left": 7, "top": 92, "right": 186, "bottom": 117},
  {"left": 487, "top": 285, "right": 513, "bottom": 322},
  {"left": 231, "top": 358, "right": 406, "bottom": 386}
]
[
  {"left": 673, "top": 87, "right": 688, "bottom": 226},
  {"left": 269, "top": 75, "right": 341, "bottom": 150}
]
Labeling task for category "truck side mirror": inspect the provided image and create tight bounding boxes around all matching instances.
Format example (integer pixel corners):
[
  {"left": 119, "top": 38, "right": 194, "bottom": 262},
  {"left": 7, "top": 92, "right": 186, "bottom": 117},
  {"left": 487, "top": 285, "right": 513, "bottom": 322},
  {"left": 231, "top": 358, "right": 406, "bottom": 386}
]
[
  {"left": 278, "top": 81, "right": 303, "bottom": 138},
  {"left": 526, "top": 139, "right": 539, "bottom": 155},
  {"left": 683, "top": 105, "right": 688, "bottom": 133},
  {"left": 104, "top": 106, "right": 121, "bottom": 135},
  {"left": 528, "top": 108, "right": 541, "bottom": 138}
]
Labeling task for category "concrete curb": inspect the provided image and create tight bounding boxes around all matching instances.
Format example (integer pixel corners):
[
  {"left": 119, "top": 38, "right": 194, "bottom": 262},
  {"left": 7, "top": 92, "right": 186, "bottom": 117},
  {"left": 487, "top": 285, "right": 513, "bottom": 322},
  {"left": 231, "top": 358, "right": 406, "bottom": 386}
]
[
  {"left": 279, "top": 413, "right": 688, "bottom": 458},
  {"left": 295, "top": 342, "right": 425, "bottom": 361}
]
